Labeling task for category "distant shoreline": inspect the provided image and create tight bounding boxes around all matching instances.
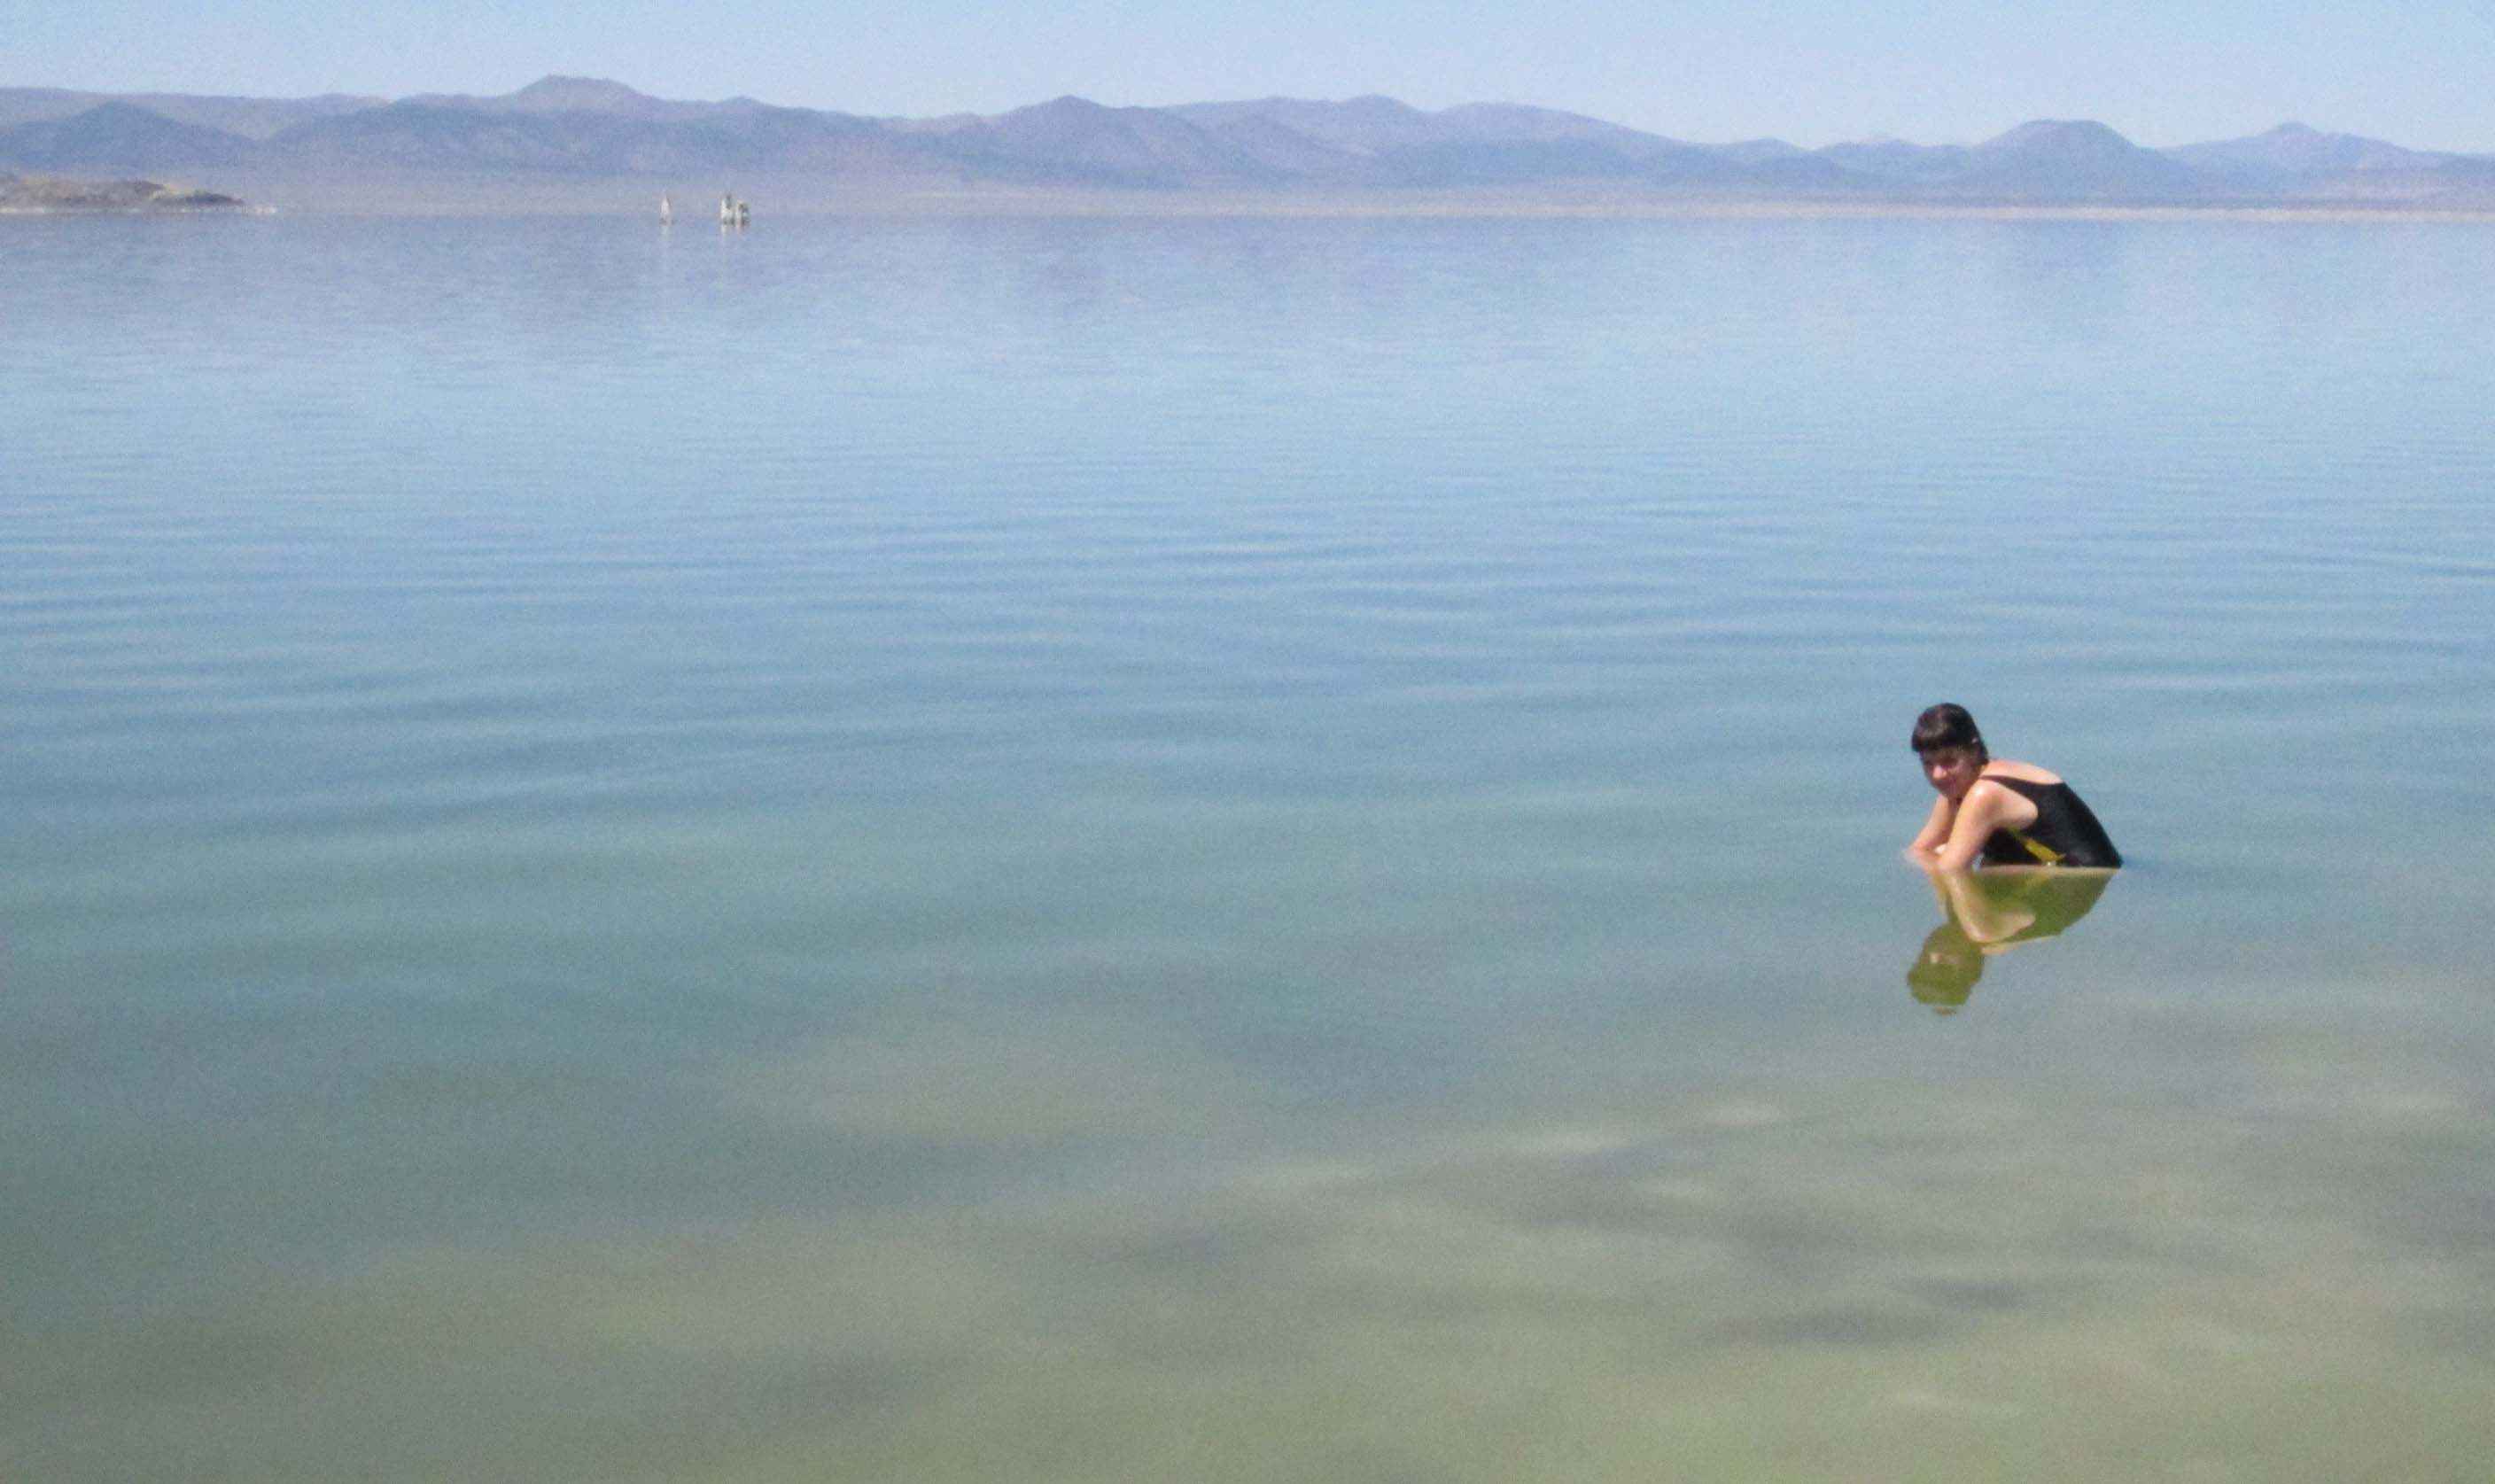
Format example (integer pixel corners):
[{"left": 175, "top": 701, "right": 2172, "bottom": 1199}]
[
  {"left": 18, "top": 174, "right": 2489, "bottom": 222},
  {"left": 824, "top": 191, "right": 2495, "bottom": 224}
]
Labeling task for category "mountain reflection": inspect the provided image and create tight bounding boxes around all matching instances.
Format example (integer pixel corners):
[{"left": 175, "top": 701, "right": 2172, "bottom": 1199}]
[{"left": 1907, "top": 870, "right": 2111, "bottom": 1013}]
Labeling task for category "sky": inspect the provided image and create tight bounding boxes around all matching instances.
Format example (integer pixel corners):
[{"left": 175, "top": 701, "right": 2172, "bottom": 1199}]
[{"left": 11, "top": 0, "right": 2495, "bottom": 151}]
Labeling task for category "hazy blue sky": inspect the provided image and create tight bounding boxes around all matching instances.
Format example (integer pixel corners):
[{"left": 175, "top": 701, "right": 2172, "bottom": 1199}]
[{"left": 11, "top": 0, "right": 2495, "bottom": 149}]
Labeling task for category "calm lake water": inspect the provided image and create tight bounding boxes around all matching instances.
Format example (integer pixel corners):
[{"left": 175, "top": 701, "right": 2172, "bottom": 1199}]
[{"left": 6, "top": 210, "right": 2494, "bottom": 1480}]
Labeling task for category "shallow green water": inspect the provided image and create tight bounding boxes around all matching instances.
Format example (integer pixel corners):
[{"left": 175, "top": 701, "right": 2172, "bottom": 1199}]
[{"left": 4, "top": 213, "right": 2493, "bottom": 1480}]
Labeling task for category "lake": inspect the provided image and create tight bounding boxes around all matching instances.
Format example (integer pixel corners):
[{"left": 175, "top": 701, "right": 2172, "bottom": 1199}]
[{"left": 5, "top": 209, "right": 2493, "bottom": 1480}]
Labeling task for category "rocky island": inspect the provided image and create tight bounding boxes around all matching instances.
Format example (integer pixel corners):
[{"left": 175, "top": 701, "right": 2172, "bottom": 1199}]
[{"left": 0, "top": 172, "right": 255, "bottom": 213}]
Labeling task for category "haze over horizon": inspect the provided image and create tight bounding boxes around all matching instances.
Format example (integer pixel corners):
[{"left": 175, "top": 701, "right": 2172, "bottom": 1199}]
[{"left": 12, "top": 0, "right": 2495, "bottom": 152}]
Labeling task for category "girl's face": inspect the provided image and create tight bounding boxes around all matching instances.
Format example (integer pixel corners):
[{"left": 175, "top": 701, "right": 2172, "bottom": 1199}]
[{"left": 1922, "top": 747, "right": 1983, "bottom": 801}]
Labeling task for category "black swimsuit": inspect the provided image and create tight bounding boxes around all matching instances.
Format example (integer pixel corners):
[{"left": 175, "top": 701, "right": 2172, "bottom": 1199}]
[{"left": 1978, "top": 775, "right": 2121, "bottom": 868}]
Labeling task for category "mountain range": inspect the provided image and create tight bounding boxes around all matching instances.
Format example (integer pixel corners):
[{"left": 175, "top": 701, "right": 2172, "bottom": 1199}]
[{"left": 4, "top": 75, "right": 2491, "bottom": 208}]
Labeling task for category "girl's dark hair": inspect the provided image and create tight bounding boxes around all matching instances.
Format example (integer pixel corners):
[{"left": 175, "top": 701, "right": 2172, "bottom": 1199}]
[{"left": 1911, "top": 703, "right": 1987, "bottom": 761}]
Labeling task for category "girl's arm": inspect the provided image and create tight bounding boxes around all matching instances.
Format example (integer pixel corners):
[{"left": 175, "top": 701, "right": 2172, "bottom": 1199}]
[
  {"left": 1927, "top": 782, "right": 2011, "bottom": 872},
  {"left": 1908, "top": 792, "right": 1956, "bottom": 859}
]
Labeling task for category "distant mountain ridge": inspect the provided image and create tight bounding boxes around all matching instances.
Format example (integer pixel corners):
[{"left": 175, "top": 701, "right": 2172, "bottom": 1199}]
[{"left": 4, "top": 76, "right": 2491, "bottom": 206}]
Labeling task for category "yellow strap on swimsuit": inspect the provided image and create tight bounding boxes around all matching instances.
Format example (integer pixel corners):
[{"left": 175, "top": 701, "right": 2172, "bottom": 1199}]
[{"left": 2006, "top": 829, "right": 2064, "bottom": 866}]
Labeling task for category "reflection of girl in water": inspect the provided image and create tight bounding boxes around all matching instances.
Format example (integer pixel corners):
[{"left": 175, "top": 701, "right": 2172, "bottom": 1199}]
[
  {"left": 1906, "top": 703, "right": 2120, "bottom": 871},
  {"left": 1907, "top": 870, "right": 2113, "bottom": 1013},
  {"left": 1908, "top": 924, "right": 1986, "bottom": 1011}
]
